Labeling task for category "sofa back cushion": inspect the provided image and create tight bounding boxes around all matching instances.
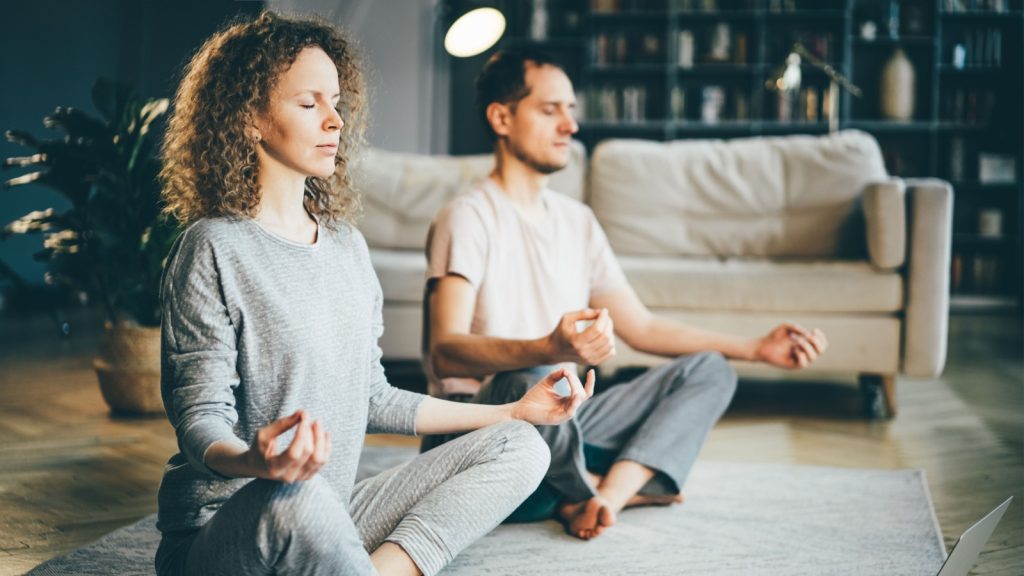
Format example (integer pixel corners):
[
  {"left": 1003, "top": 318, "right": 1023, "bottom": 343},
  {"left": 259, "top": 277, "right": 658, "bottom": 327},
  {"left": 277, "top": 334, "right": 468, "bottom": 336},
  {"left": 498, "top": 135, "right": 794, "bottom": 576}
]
[
  {"left": 352, "top": 141, "right": 587, "bottom": 249},
  {"left": 588, "top": 130, "right": 888, "bottom": 258}
]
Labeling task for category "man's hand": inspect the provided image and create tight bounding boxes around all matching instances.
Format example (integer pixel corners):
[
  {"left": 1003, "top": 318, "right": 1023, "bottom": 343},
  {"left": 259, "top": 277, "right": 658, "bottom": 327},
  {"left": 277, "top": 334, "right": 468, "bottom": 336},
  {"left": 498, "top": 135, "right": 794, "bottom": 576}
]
[
  {"left": 545, "top": 308, "right": 616, "bottom": 365},
  {"left": 511, "top": 367, "right": 596, "bottom": 425},
  {"left": 755, "top": 323, "right": 828, "bottom": 369},
  {"left": 242, "top": 410, "right": 331, "bottom": 483}
]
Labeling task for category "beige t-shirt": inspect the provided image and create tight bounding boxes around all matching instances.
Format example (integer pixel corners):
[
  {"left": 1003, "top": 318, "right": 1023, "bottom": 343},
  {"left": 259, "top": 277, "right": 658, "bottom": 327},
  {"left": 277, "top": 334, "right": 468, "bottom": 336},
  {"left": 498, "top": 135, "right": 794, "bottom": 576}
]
[{"left": 424, "top": 179, "right": 628, "bottom": 397}]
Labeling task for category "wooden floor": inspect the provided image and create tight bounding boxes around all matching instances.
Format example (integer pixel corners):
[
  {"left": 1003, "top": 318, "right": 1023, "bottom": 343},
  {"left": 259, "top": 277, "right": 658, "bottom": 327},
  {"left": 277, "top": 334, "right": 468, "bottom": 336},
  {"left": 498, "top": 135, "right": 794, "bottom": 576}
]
[{"left": 0, "top": 309, "right": 1021, "bottom": 575}]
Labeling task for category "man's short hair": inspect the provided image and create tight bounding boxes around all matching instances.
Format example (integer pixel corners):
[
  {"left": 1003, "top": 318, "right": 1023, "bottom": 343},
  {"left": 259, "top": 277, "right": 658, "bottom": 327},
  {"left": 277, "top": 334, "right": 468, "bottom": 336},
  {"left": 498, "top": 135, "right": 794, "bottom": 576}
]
[{"left": 475, "top": 49, "right": 565, "bottom": 141}]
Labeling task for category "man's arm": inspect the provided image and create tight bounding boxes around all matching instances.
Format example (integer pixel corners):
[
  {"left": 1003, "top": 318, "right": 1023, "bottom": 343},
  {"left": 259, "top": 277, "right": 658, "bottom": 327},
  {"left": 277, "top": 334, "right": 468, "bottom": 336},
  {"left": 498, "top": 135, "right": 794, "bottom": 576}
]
[
  {"left": 590, "top": 284, "right": 827, "bottom": 369},
  {"left": 428, "top": 275, "right": 615, "bottom": 379}
]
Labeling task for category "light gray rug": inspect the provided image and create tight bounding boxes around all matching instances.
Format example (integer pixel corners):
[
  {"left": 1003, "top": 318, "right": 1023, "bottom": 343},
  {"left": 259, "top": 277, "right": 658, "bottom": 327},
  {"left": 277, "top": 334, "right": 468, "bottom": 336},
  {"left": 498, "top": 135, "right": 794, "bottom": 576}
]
[{"left": 28, "top": 446, "right": 947, "bottom": 575}]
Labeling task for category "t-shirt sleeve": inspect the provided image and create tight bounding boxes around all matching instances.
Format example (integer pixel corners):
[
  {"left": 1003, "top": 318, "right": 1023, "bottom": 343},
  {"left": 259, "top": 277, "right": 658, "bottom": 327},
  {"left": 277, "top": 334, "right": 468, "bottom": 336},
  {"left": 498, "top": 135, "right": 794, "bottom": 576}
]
[
  {"left": 160, "top": 226, "right": 247, "bottom": 480},
  {"left": 425, "top": 200, "right": 489, "bottom": 289},
  {"left": 585, "top": 208, "right": 629, "bottom": 298}
]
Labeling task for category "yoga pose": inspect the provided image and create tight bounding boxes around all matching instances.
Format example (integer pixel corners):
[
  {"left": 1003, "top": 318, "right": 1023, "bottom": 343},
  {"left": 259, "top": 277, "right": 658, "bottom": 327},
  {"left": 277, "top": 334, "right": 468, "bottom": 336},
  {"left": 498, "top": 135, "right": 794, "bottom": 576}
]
[
  {"left": 424, "top": 49, "right": 829, "bottom": 540},
  {"left": 156, "top": 14, "right": 592, "bottom": 576}
]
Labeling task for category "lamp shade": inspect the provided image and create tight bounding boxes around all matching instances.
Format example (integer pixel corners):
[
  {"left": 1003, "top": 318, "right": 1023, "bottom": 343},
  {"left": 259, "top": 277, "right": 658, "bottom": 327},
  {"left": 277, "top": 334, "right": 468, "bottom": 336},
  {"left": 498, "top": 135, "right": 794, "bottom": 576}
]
[{"left": 444, "top": 7, "right": 505, "bottom": 58}]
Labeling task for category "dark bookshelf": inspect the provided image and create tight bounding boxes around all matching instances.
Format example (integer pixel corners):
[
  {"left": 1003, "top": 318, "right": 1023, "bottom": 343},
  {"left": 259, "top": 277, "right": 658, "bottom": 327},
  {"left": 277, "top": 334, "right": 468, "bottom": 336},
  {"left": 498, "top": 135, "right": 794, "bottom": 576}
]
[{"left": 489, "top": 0, "right": 1023, "bottom": 308}]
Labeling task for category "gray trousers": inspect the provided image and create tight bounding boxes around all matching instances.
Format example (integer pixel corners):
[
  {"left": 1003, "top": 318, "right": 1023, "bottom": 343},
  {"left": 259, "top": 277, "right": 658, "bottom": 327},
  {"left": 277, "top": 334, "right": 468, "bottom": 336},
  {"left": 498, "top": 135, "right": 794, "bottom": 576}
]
[
  {"left": 429, "top": 352, "right": 737, "bottom": 505},
  {"left": 155, "top": 420, "right": 549, "bottom": 576}
]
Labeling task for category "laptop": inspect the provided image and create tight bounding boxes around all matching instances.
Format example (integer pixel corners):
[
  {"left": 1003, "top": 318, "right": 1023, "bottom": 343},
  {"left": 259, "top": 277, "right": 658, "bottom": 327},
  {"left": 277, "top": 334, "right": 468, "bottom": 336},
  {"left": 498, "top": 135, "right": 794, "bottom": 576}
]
[{"left": 935, "top": 496, "right": 1013, "bottom": 576}]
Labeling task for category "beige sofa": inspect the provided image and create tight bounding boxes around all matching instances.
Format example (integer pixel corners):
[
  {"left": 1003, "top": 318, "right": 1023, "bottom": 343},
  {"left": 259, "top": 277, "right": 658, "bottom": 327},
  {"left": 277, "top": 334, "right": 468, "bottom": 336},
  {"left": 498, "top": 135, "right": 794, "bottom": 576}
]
[{"left": 352, "top": 130, "right": 953, "bottom": 418}]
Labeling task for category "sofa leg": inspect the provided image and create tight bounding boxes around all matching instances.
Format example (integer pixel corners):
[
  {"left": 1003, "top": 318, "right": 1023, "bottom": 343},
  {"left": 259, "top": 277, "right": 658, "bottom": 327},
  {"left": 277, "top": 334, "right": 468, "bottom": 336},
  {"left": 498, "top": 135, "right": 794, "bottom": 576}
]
[{"left": 859, "top": 374, "right": 897, "bottom": 420}]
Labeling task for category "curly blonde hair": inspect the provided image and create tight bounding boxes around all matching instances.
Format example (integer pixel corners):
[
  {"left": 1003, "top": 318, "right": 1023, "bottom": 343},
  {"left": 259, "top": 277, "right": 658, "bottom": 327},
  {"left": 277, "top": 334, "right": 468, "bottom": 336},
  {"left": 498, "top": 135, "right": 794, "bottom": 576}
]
[{"left": 160, "top": 11, "right": 367, "bottom": 226}]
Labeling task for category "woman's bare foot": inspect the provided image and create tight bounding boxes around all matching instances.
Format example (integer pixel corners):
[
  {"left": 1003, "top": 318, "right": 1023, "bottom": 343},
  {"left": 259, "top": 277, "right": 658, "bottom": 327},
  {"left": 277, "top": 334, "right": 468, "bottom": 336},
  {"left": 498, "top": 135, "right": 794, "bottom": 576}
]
[
  {"left": 557, "top": 496, "right": 616, "bottom": 540},
  {"left": 625, "top": 492, "right": 685, "bottom": 508}
]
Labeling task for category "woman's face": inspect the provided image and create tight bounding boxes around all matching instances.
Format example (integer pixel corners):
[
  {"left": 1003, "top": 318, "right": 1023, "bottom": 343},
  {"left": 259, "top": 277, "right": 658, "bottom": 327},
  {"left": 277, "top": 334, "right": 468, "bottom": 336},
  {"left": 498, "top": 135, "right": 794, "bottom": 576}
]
[{"left": 254, "top": 46, "right": 343, "bottom": 181}]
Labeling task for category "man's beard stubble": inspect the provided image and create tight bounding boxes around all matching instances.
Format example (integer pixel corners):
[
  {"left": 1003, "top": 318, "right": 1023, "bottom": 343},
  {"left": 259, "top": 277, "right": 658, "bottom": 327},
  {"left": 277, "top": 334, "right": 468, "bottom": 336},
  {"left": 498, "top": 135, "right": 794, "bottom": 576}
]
[{"left": 505, "top": 137, "right": 567, "bottom": 175}]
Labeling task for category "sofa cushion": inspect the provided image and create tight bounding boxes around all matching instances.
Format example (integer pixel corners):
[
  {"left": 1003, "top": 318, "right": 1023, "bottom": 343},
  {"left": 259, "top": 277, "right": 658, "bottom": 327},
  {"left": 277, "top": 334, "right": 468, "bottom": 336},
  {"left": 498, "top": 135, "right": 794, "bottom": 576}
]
[
  {"left": 370, "top": 249, "right": 427, "bottom": 303},
  {"left": 353, "top": 141, "right": 586, "bottom": 250},
  {"left": 589, "top": 130, "right": 889, "bottom": 259},
  {"left": 619, "top": 256, "right": 903, "bottom": 313}
]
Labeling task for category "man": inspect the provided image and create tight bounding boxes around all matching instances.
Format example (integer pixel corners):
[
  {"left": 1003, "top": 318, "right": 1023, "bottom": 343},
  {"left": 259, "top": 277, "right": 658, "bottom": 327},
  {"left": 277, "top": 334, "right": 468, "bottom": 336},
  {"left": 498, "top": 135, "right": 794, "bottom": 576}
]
[{"left": 423, "top": 49, "right": 828, "bottom": 540}]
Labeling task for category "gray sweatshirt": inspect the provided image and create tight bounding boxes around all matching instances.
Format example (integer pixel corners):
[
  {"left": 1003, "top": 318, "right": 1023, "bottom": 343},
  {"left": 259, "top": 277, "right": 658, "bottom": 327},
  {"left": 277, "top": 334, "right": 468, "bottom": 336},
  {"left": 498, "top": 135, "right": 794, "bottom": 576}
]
[{"left": 157, "top": 217, "right": 425, "bottom": 534}]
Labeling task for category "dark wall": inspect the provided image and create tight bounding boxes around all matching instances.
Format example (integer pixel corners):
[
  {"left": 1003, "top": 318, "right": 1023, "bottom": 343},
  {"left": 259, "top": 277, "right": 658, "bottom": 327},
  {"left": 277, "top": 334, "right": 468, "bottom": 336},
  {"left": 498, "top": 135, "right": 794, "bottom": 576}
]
[
  {"left": 448, "top": 49, "right": 494, "bottom": 155},
  {"left": 0, "top": 0, "right": 263, "bottom": 287}
]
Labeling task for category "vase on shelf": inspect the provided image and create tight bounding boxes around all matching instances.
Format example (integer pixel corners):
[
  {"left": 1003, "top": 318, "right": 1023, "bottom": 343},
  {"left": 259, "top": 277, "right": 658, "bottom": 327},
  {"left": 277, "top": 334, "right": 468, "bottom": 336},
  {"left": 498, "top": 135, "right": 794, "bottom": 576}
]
[{"left": 880, "top": 48, "right": 915, "bottom": 121}]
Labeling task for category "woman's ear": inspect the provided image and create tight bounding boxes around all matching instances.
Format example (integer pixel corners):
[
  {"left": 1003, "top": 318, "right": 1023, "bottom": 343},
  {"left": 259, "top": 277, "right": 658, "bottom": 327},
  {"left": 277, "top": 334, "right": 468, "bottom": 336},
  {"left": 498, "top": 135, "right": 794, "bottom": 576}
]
[
  {"left": 486, "top": 102, "right": 512, "bottom": 137},
  {"left": 244, "top": 125, "right": 262, "bottom": 143}
]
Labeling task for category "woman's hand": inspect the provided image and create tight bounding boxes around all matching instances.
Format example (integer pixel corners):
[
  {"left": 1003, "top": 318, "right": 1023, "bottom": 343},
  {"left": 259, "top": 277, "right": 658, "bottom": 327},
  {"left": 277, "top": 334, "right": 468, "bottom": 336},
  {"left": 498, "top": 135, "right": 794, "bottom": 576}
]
[
  {"left": 242, "top": 410, "right": 331, "bottom": 483},
  {"left": 510, "top": 368, "right": 596, "bottom": 426}
]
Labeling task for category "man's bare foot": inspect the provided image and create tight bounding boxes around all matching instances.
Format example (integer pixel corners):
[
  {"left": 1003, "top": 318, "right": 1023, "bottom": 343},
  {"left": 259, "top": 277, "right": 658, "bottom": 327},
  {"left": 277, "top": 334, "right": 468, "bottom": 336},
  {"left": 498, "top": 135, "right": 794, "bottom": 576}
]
[
  {"left": 557, "top": 496, "right": 616, "bottom": 540},
  {"left": 625, "top": 492, "right": 685, "bottom": 508}
]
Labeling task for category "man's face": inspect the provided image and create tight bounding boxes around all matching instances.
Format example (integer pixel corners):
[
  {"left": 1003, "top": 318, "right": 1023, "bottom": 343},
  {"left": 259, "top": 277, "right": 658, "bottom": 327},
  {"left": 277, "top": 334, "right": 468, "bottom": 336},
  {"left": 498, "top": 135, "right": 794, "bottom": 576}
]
[{"left": 495, "top": 64, "right": 579, "bottom": 174}]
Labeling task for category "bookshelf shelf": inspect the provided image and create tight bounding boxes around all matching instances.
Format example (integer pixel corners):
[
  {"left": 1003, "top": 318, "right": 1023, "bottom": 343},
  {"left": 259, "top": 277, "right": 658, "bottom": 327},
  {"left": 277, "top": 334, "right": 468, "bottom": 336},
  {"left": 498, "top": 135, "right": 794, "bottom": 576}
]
[
  {"left": 588, "top": 12, "right": 668, "bottom": 23},
  {"left": 504, "top": 37, "right": 586, "bottom": 49},
  {"left": 950, "top": 181, "right": 1019, "bottom": 193},
  {"left": 578, "top": 120, "right": 670, "bottom": 132},
  {"left": 845, "top": 120, "right": 935, "bottom": 133},
  {"left": 763, "top": 10, "right": 846, "bottom": 21},
  {"left": 852, "top": 37, "right": 935, "bottom": 47},
  {"left": 677, "top": 63, "right": 762, "bottom": 75},
  {"left": 588, "top": 65, "right": 669, "bottom": 74},
  {"left": 937, "top": 66, "right": 1007, "bottom": 74},
  {"left": 940, "top": 10, "right": 1024, "bottom": 20},
  {"left": 949, "top": 294, "right": 1017, "bottom": 311},
  {"left": 954, "top": 234, "right": 1014, "bottom": 247},
  {"left": 676, "top": 11, "right": 760, "bottom": 19}
]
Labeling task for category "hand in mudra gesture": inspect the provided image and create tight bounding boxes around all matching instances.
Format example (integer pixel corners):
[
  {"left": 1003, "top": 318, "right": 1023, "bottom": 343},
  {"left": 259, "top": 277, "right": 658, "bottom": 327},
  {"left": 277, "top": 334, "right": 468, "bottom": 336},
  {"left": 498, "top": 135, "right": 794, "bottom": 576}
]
[
  {"left": 511, "top": 367, "right": 596, "bottom": 425},
  {"left": 756, "top": 323, "right": 828, "bottom": 369},
  {"left": 243, "top": 410, "right": 331, "bottom": 483}
]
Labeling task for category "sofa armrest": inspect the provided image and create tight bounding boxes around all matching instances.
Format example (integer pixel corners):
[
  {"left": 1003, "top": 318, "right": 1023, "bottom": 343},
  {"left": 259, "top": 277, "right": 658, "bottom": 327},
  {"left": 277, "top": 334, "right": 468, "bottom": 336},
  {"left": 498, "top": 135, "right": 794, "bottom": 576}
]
[
  {"left": 863, "top": 178, "right": 907, "bottom": 270},
  {"left": 902, "top": 178, "right": 953, "bottom": 377}
]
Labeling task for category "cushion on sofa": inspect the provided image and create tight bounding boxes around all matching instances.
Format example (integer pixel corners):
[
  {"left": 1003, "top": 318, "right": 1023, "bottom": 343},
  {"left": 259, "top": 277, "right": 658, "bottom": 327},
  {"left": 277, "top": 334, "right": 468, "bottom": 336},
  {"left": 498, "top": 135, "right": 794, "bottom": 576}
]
[
  {"left": 353, "top": 141, "right": 587, "bottom": 250},
  {"left": 589, "top": 130, "right": 889, "bottom": 259},
  {"left": 619, "top": 256, "right": 903, "bottom": 313}
]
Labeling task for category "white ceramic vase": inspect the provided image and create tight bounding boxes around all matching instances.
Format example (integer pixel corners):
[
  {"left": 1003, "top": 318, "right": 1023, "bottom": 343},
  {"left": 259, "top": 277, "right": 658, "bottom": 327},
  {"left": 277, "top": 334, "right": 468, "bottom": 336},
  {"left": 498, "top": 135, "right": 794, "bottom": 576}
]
[{"left": 880, "top": 48, "right": 915, "bottom": 121}]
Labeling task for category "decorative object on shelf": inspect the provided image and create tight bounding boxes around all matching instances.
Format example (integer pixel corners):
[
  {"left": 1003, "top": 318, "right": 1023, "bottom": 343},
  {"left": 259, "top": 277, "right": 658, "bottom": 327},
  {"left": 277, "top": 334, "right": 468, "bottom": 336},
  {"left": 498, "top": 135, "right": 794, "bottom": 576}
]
[
  {"left": 860, "top": 20, "right": 878, "bottom": 40},
  {"left": 678, "top": 29, "right": 695, "bottom": 68},
  {"left": 977, "top": 208, "right": 1004, "bottom": 238},
  {"left": 734, "top": 32, "right": 748, "bottom": 64},
  {"left": 622, "top": 86, "right": 647, "bottom": 123},
  {"left": 952, "top": 43, "right": 967, "bottom": 69},
  {"left": 444, "top": 6, "right": 505, "bottom": 57},
  {"left": 767, "top": 43, "right": 861, "bottom": 131},
  {"left": 701, "top": 86, "right": 725, "bottom": 123},
  {"left": 978, "top": 153, "right": 1017, "bottom": 184},
  {"left": 530, "top": 0, "right": 548, "bottom": 41},
  {"left": 880, "top": 47, "right": 915, "bottom": 121},
  {"left": 2, "top": 78, "right": 180, "bottom": 415},
  {"left": 771, "top": 52, "right": 802, "bottom": 122},
  {"left": 671, "top": 86, "right": 686, "bottom": 120},
  {"left": 887, "top": 0, "right": 900, "bottom": 39},
  {"left": 949, "top": 137, "right": 966, "bottom": 182},
  {"left": 709, "top": 23, "right": 732, "bottom": 62}
]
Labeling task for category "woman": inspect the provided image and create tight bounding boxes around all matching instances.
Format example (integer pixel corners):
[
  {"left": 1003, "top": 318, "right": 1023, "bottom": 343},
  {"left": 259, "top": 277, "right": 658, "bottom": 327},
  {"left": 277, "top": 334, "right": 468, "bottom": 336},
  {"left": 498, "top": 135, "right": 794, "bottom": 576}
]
[{"left": 156, "top": 12, "right": 594, "bottom": 576}]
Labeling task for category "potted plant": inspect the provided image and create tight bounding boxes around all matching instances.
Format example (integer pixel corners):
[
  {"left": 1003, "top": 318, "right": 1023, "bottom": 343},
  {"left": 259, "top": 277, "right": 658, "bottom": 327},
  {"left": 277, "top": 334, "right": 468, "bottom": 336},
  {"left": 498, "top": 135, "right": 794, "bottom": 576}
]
[{"left": 2, "top": 78, "right": 180, "bottom": 415}]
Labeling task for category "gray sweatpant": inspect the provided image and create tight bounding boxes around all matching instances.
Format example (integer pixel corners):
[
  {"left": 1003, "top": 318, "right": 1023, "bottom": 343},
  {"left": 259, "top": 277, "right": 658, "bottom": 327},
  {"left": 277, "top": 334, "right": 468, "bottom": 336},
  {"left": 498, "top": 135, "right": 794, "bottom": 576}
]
[
  {"left": 451, "top": 352, "right": 737, "bottom": 504},
  {"left": 155, "top": 420, "right": 549, "bottom": 576}
]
